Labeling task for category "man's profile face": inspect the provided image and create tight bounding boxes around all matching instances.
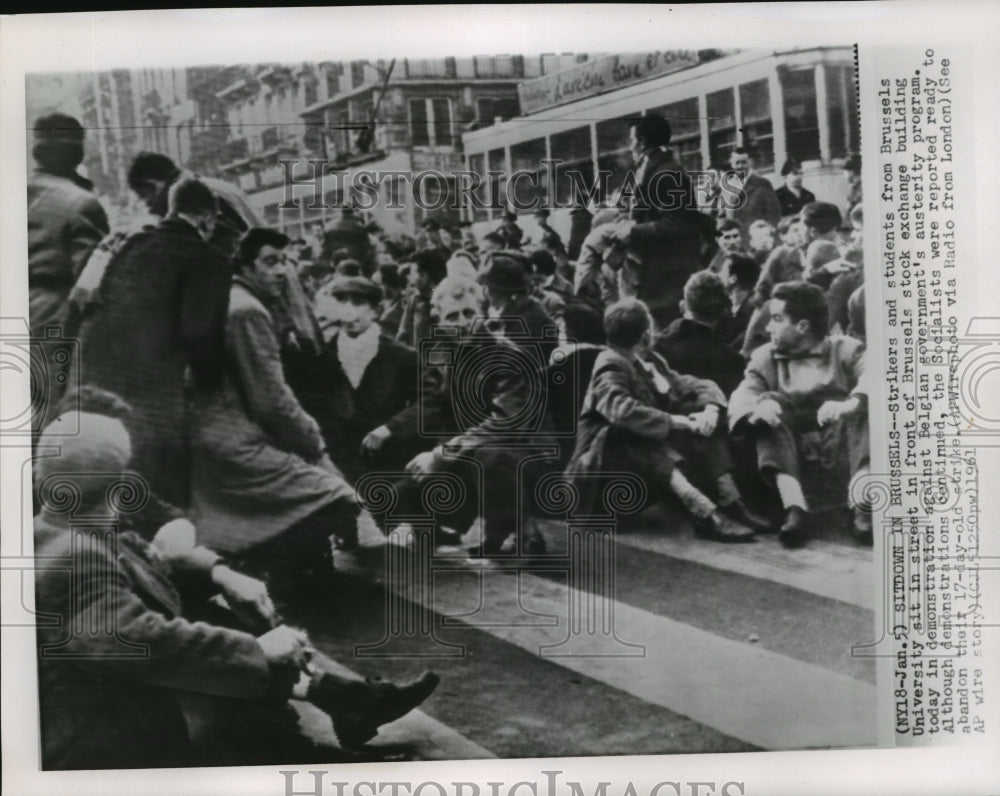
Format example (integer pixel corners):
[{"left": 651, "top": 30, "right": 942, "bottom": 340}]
[
  {"left": 783, "top": 221, "right": 806, "bottom": 248},
  {"left": 766, "top": 298, "right": 809, "bottom": 353},
  {"left": 719, "top": 227, "right": 743, "bottom": 254},
  {"left": 435, "top": 292, "right": 480, "bottom": 335},
  {"left": 628, "top": 126, "right": 645, "bottom": 163},
  {"left": 136, "top": 178, "right": 170, "bottom": 216}
]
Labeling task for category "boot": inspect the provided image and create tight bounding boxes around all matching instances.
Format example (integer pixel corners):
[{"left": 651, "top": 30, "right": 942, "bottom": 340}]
[
  {"left": 693, "top": 510, "right": 755, "bottom": 543},
  {"left": 307, "top": 669, "right": 440, "bottom": 750},
  {"left": 719, "top": 500, "right": 773, "bottom": 533},
  {"left": 779, "top": 506, "right": 809, "bottom": 548}
]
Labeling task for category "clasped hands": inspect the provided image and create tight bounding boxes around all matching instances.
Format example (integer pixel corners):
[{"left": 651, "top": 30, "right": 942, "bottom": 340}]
[{"left": 671, "top": 404, "right": 721, "bottom": 436}]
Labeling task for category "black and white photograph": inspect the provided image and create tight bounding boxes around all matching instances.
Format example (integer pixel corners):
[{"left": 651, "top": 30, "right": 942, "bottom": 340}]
[{"left": 2, "top": 6, "right": 998, "bottom": 796}]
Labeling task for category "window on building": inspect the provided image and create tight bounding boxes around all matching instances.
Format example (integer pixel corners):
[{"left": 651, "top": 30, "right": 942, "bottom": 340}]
[
  {"left": 825, "top": 64, "right": 859, "bottom": 159},
  {"left": 596, "top": 115, "right": 633, "bottom": 203},
  {"left": 650, "top": 97, "right": 702, "bottom": 173},
  {"left": 510, "top": 137, "right": 548, "bottom": 209},
  {"left": 304, "top": 78, "right": 317, "bottom": 107},
  {"left": 551, "top": 126, "right": 594, "bottom": 207},
  {"left": 541, "top": 54, "right": 560, "bottom": 75},
  {"left": 325, "top": 65, "right": 340, "bottom": 99},
  {"left": 474, "top": 55, "right": 517, "bottom": 78},
  {"left": 781, "top": 65, "right": 820, "bottom": 162},
  {"left": 351, "top": 62, "right": 366, "bottom": 89},
  {"left": 739, "top": 79, "right": 773, "bottom": 169},
  {"left": 409, "top": 98, "right": 453, "bottom": 147},
  {"left": 406, "top": 58, "right": 450, "bottom": 78},
  {"left": 409, "top": 98, "right": 430, "bottom": 146},
  {"left": 707, "top": 88, "right": 737, "bottom": 168},
  {"left": 329, "top": 107, "right": 351, "bottom": 156}
]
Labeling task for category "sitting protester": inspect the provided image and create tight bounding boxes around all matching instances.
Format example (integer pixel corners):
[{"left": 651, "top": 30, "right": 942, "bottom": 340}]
[
  {"left": 706, "top": 218, "right": 746, "bottom": 274},
  {"left": 566, "top": 298, "right": 765, "bottom": 543},
  {"left": 397, "top": 247, "right": 448, "bottom": 347},
  {"left": 548, "top": 301, "right": 607, "bottom": 462},
  {"left": 372, "top": 275, "right": 550, "bottom": 561},
  {"left": 728, "top": 281, "right": 871, "bottom": 548},
  {"left": 720, "top": 253, "right": 761, "bottom": 355},
  {"left": 296, "top": 275, "right": 420, "bottom": 490},
  {"left": 655, "top": 271, "right": 745, "bottom": 396},
  {"left": 33, "top": 407, "right": 438, "bottom": 770},
  {"left": 188, "top": 228, "right": 357, "bottom": 607},
  {"left": 529, "top": 247, "right": 574, "bottom": 320},
  {"left": 747, "top": 219, "right": 777, "bottom": 265}
]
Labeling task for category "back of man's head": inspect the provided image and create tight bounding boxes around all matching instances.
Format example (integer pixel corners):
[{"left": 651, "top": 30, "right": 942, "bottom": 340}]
[
  {"left": 127, "top": 151, "right": 179, "bottom": 192},
  {"left": 604, "top": 298, "right": 653, "bottom": 349},
  {"left": 684, "top": 271, "right": 731, "bottom": 323},
  {"left": 168, "top": 177, "right": 217, "bottom": 219},
  {"left": 32, "top": 113, "right": 86, "bottom": 171},
  {"left": 561, "top": 302, "right": 606, "bottom": 346}
]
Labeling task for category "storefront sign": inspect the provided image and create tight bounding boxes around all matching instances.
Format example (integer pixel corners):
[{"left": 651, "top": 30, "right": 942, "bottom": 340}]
[{"left": 518, "top": 51, "right": 700, "bottom": 115}]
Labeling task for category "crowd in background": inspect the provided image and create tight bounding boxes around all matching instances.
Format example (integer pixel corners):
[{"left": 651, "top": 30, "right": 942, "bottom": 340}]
[{"left": 26, "top": 110, "right": 868, "bottom": 768}]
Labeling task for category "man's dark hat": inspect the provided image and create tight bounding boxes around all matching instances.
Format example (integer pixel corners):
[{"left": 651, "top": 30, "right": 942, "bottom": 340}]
[
  {"left": 479, "top": 252, "right": 533, "bottom": 292},
  {"left": 329, "top": 275, "right": 382, "bottom": 305},
  {"left": 800, "top": 201, "right": 842, "bottom": 230}
]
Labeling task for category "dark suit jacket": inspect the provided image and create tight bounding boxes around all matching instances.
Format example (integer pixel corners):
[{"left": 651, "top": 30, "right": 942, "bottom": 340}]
[
  {"left": 299, "top": 332, "right": 420, "bottom": 481},
  {"left": 34, "top": 521, "right": 271, "bottom": 770},
  {"left": 731, "top": 173, "right": 782, "bottom": 230},
  {"left": 775, "top": 184, "right": 816, "bottom": 217},
  {"left": 631, "top": 149, "right": 697, "bottom": 224},
  {"left": 655, "top": 317, "right": 746, "bottom": 397}
]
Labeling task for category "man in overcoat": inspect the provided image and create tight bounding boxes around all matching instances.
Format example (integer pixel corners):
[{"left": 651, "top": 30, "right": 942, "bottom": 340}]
[{"left": 74, "top": 177, "right": 230, "bottom": 509}]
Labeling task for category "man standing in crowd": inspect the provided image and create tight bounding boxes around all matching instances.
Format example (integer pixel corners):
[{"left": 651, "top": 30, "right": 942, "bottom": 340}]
[
  {"left": 566, "top": 298, "right": 759, "bottom": 543},
  {"left": 728, "top": 281, "right": 870, "bottom": 547},
  {"left": 189, "top": 229, "right": 357, "bottom": 606},
  {"left": 75, "top": 177, "right": 230, "bottom": 509},
  {"left": 727, "top": 147, "right": 781, "bottom": 230},
  {"left": 774, "top": 159, "right": 816, "bottom": 217},
  {"left": 27, "top": 113, "right": 109, "bottom": 431}
]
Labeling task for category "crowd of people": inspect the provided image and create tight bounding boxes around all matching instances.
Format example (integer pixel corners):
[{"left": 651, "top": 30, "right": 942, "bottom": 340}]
[{"left": 26, "top": 110, "right": 869, "bottom": 768}]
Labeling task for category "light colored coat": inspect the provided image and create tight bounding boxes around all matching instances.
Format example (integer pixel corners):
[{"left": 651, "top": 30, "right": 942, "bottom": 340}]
[{"left": 190, "top": 278, "right": 354, "bottom": 554}]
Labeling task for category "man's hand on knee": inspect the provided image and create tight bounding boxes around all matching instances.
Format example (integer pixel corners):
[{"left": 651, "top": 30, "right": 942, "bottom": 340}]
[{"left": 749, "top": 398, "right": 783, "bottom": 428}]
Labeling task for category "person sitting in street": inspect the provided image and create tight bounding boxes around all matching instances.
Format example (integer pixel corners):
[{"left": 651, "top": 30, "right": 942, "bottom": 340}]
[
  {"left": 372, "top": 275, "right": 550, "bottom": 561},
  {"left": 655, "top": 271, "right": 745, "bottom": 397},
  {"left": 188, "top": 228, "right": 357, "bottom": 609},
  {"left": 747, "top": 219, "right": 777, "bottom": 265},
  {"left": 728, "top": 281, "right": 870, "bottom": 548},
  {"left": 33, "top": 406, "right": 439, "bottom": 770},
  {"left": 720, "top": 253, "right": 761, "bottom": 355},
  {"left": 566, "top": 298, "right": 763, "bottom": 544},
  {"left": 296, "top": 274, "right": 420, "bottom": 490},
  {"left": 706, "top": 217, "right": 746, "bottom": 274}
]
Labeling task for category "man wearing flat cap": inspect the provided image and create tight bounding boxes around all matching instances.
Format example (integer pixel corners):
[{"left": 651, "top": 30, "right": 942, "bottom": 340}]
[
  {"left": 295, "top": 274, "right": 420, "bottom": 492},
  {"left": 480, "top": 250, "right": 559, "bottom": 367},
  {"left": 27, "top": 113, "right": 109, "bottom": 432}
]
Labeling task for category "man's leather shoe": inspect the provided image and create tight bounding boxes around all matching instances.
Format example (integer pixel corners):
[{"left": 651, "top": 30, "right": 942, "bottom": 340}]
[
  {"left": 694, "top": 511, "right": 755, "bottom": 543},
  {"left": 719, "top": 501, "right": 773, "bottom": 533},
  {"left": 308, "top": 670, "right": 440, "bottom": 750},
  {"left": 779, "top": 506, "right": 808, "bottom": 548}
]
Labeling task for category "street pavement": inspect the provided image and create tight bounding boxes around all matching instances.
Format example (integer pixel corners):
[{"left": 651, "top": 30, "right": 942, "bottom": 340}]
[{"left": 286, "top": 501, "right": 877, "bottom": 762}]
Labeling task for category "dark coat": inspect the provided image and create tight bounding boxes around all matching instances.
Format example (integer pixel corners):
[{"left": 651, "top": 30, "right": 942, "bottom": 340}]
[
  {"left": 619, "top": 215, "right": 705, "bottom": 330},
  {"left": 730, "top": 173, "right": 782, "bottom": 231},
  {"left": 631, "top": 149, "right": 697, "bottom": 224},
  {"left": 34, "top": 520, "right": 272, "bottom": 770},
  {"left": 75, "top": 217, "right": 232, "bottom": 508},
  {"left": 396, "top": 290, "right": 433, "bottom": 347},
  {"left": 27, "top": 169, "right": 109, "bottom": 335},
  {"left": 567, "top": 207, "right": 593, "bottom": 261},
  {"left": 493, "top": 293, "right": 559, "bottom": 367},
  {"left": 297, "top": 332, "right": 420, "bottom": 482},
  {"left": 775, "top": 184, "right": 816, "bottom": 217},
  {"left": 566, "top": 347, "right": 725, "bottom": 513},
  {"left": 655, "top": 317, "right": 746, "bottom": 396},
  {"left": 547, "top": 344, "right": 603, "bottom": 464}
]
